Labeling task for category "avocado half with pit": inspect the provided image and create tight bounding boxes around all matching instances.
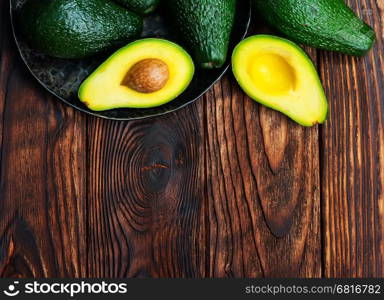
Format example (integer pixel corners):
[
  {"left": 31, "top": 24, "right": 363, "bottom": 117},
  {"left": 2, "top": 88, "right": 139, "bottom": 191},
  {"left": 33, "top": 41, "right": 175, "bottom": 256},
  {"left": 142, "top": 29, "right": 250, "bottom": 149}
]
[
  {"left": 232, "top": 35, "right": 328, "bottom": 126},
  {"left": 78, "top": 39, "right": 195, "bottom": 111}
]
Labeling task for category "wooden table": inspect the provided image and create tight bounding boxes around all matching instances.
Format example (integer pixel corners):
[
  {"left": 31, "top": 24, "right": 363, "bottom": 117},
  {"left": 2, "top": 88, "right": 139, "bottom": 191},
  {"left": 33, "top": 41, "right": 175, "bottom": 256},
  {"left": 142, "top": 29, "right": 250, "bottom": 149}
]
[{"left": 0, "top": 0, "right": 383, "bottom": 278}]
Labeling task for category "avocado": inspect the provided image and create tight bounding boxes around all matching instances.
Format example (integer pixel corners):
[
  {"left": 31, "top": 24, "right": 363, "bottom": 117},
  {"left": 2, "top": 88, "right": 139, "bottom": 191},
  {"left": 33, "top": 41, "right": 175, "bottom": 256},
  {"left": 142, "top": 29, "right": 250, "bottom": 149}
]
[
  {"left": 114, "top": 0, "right": 159, "bottom": 15},
  {"left": 78, "top": 38, "right": 195, "bottom": 110},
  {"left": 253, "top": 0, "right": 375, "bottom": 56},
  {"left": 19, "top": 0, "right": 143, "bottom": 59},
  {"left": 166, "top": 0, "right": 237, "bottom": 68},
  {"left": 232, "top": 35, "right": 328, "bottom": 126}
]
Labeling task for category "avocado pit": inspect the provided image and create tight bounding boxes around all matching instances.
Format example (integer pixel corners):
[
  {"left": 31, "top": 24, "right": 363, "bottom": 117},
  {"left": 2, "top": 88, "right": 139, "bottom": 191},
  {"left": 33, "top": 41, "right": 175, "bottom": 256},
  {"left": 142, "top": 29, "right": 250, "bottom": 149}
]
[{"left": 123, "top": 58, "right": 169, "bottom": 93}]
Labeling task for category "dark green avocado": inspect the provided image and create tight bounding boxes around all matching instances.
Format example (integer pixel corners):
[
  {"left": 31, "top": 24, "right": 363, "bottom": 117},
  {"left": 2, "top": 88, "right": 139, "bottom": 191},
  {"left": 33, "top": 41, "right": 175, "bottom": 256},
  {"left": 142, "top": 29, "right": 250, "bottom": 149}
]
[
  {"left": 166, "top": 0, "right": 237, "bottom": 69},
  {"left": 253, "top": 0, "right": 375, "bottom": 56},
  {"left": 114, "top": 0, "right": 159, "bottom": 15},
  {"left": 19, "top": 0, "right": 143, "bottom": 59}
]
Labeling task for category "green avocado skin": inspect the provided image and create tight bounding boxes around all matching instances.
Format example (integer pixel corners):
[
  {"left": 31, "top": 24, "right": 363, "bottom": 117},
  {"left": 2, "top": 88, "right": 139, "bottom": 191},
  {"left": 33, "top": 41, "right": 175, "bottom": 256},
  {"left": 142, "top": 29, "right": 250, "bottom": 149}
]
[
  {"left": 114, "top": 0, "right": 159, "bottom": 14},
  {"left": 253, "top": 0, "right": 375, "bottom": 56},
  {"left": 167, "top": 0, "right": 237, "bottom": 68},
  {"left": 19, "top": 0, "right": 143, "bottom": 59}
]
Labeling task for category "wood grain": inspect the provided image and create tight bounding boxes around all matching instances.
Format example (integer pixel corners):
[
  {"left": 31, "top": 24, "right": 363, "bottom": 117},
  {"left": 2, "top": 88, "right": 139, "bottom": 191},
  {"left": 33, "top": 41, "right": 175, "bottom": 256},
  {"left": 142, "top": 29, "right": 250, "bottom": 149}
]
[
  {"left": 320, "top": 0, "right": 384, "bottom": 277},
  {"left": 86, "top": 106, "right": 203, "bottom": 277},
  {"left": 0, "top": 66, "right": 88, "bottom": 278},
  {"left": 195, "top": 75, "right": 321, "bottom": 277},
  {"left": 0, "top": 0, "right": 87, "bottom": 278}
]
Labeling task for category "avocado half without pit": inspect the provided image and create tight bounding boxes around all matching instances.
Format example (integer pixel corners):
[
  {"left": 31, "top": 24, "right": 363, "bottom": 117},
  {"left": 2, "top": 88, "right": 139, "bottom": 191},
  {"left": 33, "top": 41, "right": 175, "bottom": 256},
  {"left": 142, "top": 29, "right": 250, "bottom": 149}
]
[
  {"left": 232, "top": 35, "right": 328, "bottom": 126},
  {"left": 78, "top": 39, "right": 195, "bottom": 111}
]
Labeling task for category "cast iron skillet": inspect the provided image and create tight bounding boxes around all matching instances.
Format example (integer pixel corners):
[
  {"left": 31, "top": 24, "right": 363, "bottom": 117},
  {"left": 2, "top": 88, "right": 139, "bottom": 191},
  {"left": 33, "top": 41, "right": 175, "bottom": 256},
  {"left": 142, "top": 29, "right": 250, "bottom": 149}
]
[{"left": 10, "top": 0, "right": 251, "bottom": 120}]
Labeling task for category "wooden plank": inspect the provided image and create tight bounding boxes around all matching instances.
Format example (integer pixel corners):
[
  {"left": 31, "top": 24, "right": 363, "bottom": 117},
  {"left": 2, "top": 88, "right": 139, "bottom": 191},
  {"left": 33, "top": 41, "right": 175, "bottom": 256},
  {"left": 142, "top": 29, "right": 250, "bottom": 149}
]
[
  {"left": 0, "top": 1, "right": 87, "bottom": 277},
  {"left": 196, "top": 75, "right": 321, "bottom": 277},
  {"left": 321, "top": 0, "right": 384, "bottom": 277},
  {"left": 0, "top": 0, "right": 12, "bottom": 177},
  {"left": 86, "top": 106, "right": 203, "bottom": 277}
]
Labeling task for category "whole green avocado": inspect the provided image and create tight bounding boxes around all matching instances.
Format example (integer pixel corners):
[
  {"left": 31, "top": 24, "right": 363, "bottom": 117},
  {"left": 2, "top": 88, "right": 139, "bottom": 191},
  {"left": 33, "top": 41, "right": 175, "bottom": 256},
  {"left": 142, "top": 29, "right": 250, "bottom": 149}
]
[
  {"left": 253, "top": 0, "right": 375, "bottom": 56},
  {"left": 19, "top": 0, "right": 143, "bottom": 59},
  {"left": 166, "top": 0, "right": 237, "bottom": 69},
  {"left": 113, "top": 0, "right": 159, "bottom": 15}
]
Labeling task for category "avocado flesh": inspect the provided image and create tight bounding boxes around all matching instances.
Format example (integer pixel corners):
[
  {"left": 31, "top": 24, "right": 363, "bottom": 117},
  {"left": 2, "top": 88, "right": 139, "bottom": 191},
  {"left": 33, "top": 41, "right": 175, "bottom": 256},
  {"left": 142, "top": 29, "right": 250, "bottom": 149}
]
[
  {"left": 19, "top": 0, "right": 143, "bottom": 59},
  {"left": 166, "top": 0, "right": 237, "bottom": 69},
  {"left": 114, "top": 0, "right": 159, "bottom": 14},
  {"left": 232, "top": 35, "right": 328, "bottom": 127},
  {"left": 78, "top": 39, "right": 195, "bottom": 111},
  {"left": 253, "top": 0, "right": 375, "bottom": 56}
]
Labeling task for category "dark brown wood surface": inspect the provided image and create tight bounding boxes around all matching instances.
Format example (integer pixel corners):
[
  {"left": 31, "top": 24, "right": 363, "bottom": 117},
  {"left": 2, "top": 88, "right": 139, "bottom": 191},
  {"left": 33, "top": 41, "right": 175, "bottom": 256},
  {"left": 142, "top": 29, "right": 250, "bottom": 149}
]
[{"left": 0, "top": 0, "right": 383, "bottom": 278}]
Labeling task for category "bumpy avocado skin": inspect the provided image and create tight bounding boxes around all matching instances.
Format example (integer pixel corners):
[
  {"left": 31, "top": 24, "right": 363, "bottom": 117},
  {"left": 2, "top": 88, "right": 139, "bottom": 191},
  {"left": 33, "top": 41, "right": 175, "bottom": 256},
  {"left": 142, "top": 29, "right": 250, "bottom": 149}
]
[
  {"left": 167, "top": 0, "right": 237, "bottom": 68},
  {"left": 253, "top": 0, "right": 375, "bottom": 56},
  {"left": 19, "top": 0, "right": 143, "bottom": 59},
  {"left": 114, "top": 0, "right": 159, "bottom": 14}
]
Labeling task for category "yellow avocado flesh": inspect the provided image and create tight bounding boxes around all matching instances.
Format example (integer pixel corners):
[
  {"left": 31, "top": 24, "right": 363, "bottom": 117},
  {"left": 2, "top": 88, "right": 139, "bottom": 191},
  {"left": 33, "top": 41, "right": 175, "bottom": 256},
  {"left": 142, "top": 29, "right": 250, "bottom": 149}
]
[
  {"left": 78, "top": 39, "right": 195, "bottom": 110},
  {"left": 232, "top": 35, "right": 328, "bottom": 126}
]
